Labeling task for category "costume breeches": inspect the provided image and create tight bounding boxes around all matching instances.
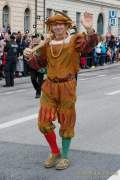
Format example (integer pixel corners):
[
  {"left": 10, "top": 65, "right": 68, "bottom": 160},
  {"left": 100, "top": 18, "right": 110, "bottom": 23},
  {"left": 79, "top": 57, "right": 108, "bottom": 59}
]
[{"left": 38, "top": 78, "right": 77, "bottom": 138}]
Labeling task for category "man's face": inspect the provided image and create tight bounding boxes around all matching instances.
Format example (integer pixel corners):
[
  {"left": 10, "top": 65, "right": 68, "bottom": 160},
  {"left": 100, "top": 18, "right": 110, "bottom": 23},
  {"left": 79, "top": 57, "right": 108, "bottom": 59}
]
[{"left": 51, "top": 23, "right": 66, "bottom": 36}]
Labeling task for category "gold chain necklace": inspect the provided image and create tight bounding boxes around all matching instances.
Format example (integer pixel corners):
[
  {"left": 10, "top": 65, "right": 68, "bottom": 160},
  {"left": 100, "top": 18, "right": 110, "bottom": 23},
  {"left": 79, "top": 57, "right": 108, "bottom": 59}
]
[{"left": 50, "top": 37, "right": 65, "bottom": 58}]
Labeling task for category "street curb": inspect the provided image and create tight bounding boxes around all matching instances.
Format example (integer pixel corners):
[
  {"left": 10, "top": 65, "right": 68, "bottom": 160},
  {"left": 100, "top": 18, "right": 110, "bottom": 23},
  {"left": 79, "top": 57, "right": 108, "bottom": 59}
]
[
  {"left": 0, "top": 63, "right": 120, "bottom": 86},
  {"left": 79, "top": 62, "right": 120, "bottom": 74}
]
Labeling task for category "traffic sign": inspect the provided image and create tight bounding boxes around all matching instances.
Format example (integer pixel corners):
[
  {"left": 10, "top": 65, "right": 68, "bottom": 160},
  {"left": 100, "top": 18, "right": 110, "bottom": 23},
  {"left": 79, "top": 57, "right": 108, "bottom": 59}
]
[{"left": 109, "top": 10, "right": 117, "bottom": 26}]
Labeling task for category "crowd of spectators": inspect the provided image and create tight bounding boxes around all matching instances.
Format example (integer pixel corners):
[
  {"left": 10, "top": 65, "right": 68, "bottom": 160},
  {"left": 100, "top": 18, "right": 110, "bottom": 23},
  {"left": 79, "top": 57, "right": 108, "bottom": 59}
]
[
  {"left": 80, "top": 35, "right": 120, "bottom": 69},
  {"left": 0, "top": 27, "right": 120, "bottom": 83},
  {"left": 0, "top": 27, "right": 45, "bottom": 98},
  {"left": 0, "top": 28, "right": 44, "bottom": 81},
  {"left": 0, "top": 29, "right": 30, "bottom": 80}
]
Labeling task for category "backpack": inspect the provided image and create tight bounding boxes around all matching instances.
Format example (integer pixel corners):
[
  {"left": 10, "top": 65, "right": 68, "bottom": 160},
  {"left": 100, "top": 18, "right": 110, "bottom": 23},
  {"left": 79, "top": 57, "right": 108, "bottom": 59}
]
[
  {"left": 106, "top": 49, "right": 111, "bottom": 57},
  {"left": 95, "top": 46, "right": 101, "bottom": 54},
  {"left": 100, "top": 43, "right": 107, "bottom": 54},
  {"left": 2, "top": 53, "right": 7, "bottom": 65}
]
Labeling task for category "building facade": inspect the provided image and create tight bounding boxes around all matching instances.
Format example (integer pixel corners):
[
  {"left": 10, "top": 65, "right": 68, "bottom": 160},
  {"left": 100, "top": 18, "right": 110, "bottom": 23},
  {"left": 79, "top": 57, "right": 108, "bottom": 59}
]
[
  {"left": 0, "top": 0, "right": 120, "bottom": 36},
  {"left": 0, "top": 0, "right": 44, "bottom": 33}
]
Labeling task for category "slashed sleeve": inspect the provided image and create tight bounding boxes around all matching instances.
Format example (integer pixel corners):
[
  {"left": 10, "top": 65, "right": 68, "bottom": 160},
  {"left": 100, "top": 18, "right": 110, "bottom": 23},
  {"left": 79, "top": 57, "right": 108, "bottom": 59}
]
[
  {"left": 74, "top": 31, "right": 98, "bottom": 53},
  {"left": 27, "top": 43, "right": 47, "bottom": 71}
]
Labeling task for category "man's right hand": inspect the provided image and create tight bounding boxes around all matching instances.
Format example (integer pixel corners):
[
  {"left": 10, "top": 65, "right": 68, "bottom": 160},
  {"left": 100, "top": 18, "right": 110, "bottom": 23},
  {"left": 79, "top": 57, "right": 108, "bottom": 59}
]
[{"left": 23, "top": 48, "right": 33, "bottom": 61}]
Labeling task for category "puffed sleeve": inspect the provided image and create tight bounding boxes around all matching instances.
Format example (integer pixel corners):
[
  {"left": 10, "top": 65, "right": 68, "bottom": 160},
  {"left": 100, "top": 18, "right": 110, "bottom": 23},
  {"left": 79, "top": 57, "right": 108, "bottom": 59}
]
[
  {"left": 28, "top": 43, "right": 47, "bottom": 71},
  {"left": 74, "top": 31, "right": 98, "bottom": 53}
]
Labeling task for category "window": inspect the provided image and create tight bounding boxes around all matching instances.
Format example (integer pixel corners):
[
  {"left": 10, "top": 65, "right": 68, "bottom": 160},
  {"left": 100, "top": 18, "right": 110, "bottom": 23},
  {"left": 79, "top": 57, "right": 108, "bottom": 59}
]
[
  {"left": 24, "top": 8, "right": 31, "bottom": 32},
  {"left": 46, "top": 8, "right": 52, "bottom": 18},
  {"left": 97, "top": 14, "right": 104, "bottom": 35},
  {"left": 3, "top": 5, "right": 9, "bottom": 28},
  {"left": 76, "top": 12, "right": 80, "bottom": 31}
]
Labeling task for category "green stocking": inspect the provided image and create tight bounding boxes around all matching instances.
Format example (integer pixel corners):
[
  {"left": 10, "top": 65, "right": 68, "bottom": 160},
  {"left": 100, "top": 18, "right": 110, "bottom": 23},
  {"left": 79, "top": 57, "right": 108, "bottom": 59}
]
[{"left": 61, "top": 137, "right": 71, "bottom": 159}]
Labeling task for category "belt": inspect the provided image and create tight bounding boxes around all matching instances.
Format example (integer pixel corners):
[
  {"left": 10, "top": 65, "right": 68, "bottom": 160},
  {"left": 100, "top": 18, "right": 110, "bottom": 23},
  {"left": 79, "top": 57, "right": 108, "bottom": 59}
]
[{"left": 48, "top": 74, "right": 75, "bottom": 83}]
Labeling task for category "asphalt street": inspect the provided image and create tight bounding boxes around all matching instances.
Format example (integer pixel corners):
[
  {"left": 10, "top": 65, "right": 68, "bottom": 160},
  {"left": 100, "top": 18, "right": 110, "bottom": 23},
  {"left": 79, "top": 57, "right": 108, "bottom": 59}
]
[{"left": 0, "top": 63, "right": 120, "bottom": 180}]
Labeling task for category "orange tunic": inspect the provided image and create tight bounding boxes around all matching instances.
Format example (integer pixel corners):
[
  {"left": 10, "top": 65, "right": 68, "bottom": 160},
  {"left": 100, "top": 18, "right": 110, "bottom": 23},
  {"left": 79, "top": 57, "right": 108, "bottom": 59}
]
[
  {"left": 29, "top": 32, "right": 98, "bottom": 76},
  {"left": 29, "top": 32, "right": 98, "bottom": 138},
  {"left": 47, "top": 38, "right": 80, "bottom": 78}
]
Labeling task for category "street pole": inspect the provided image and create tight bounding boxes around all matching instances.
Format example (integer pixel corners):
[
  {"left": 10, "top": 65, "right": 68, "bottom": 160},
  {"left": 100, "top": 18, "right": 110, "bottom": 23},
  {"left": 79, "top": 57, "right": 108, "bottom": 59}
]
[
  {"left": 35, "top": 0, "right": 37, "bottom": 34},
  {"left": 43, "top": 0, "right": 46, "bottom": 33}
]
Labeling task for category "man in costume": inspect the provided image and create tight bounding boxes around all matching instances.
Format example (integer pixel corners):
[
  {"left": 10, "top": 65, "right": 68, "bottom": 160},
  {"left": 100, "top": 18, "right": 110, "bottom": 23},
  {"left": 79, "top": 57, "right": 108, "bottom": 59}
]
[{"left": 24, "top": 11, "right": 98, "bottom": 170}]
